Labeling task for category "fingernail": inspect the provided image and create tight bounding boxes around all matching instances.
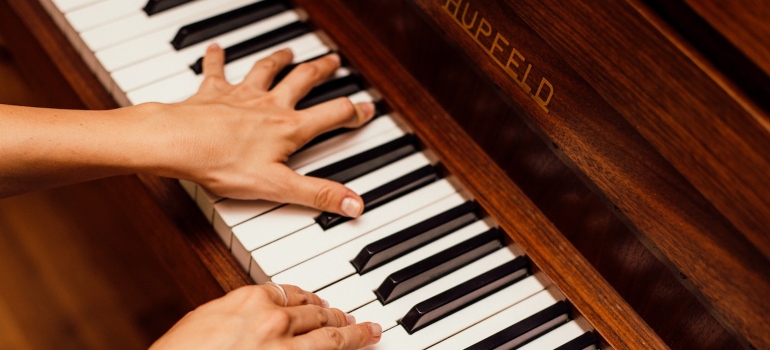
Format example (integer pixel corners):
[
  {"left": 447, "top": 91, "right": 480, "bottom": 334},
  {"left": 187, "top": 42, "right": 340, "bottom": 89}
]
[
  {"left": 208, "top": 43, "right": 221, "bottom": 51},
  {"left": 321, "top": 299, "right": 330, "bottom": 308},
  {"left": 327, "top": 53, "right": 341, "bottom": 65},
  {"left": 368, "top": 323, "right": 382, "bottom": 338},
  {"left": 280, "top": 47, "right": 293, "bottom": 54},
  {"left": 345, "top": 314, "right": 356, "bottom": 325},
  {"left": 341, "top": 197, "right": 362, "bottom": 217},
  {"left": 360, "top": 102, "right": 375, "bottom": 117}
]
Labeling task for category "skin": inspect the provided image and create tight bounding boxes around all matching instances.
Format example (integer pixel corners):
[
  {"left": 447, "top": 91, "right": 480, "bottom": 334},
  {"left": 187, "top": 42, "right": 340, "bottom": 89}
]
[
  {"left": 0, "top": 45, "right": 372, "bottom": 217},
  {"left": 0, "top": 44, "right": 383, "bottom": 348},
  {"left": 151, "top": 284, "right": 381, "bottom": 350}
]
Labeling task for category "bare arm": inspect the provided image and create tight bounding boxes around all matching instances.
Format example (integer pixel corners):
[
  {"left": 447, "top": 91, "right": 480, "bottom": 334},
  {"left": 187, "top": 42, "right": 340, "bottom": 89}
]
[{"left": 0, "top": 46, "right": 374, "bottom": 217}]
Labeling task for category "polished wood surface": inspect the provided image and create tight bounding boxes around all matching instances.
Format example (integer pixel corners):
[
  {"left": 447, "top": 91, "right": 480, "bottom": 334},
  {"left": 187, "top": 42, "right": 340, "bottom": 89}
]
[
  {"left": 1, "top": 0, "right": 767, "bottom": 349},
  {"left": 0, "top": 34, "right": 190, "bottom": 349},
  {"left": 292, "top": 1, "right": 666, "bottom": 348},
  {"left": 0, "top": 0, "right": 254, "bottom": 306},
  {"left": 405, "top": 1, "right": 769, "bottom": 349},
  {"left": 0, "top": 178, "right": 192, "bottom": 349}
]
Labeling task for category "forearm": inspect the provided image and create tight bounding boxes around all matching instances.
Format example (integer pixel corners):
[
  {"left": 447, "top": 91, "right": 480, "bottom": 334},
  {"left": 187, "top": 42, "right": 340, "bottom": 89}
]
[{"left": 0, "top": 103, "right": 170, "bottom": 198}]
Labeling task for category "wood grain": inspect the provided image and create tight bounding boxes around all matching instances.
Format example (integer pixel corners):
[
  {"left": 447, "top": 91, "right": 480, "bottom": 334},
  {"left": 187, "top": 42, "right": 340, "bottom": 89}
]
[
  {"left": 292, "top": 0, "right": 667, "bottom": 348},
  {"left": 684, "top": 0, "right": 770, "bottom": 79},
  {"left": 339, "top": 1, "right": 741, "bottom": 348},
  {"left": 4, "top": 0, "right": 763, "bottom": 348},
  {"left": 409, "top": 0, "right": 769, "bottom": 348},
  {"left": 0, "top": 0, "right": 253, "bottom": 305},
  {"left": 0, "top": 179, "right": 192, "bottom": 349}
]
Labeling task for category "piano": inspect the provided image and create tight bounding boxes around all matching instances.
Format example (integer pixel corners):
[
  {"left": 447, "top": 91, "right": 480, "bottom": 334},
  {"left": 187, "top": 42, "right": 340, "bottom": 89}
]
[{"left": 1, "top": 0, "right": 768, "bottom": 348}]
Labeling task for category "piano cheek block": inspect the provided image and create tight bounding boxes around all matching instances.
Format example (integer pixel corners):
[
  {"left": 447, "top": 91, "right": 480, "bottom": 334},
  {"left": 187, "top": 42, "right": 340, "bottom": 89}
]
[{"left": 400, "top": 256, "right": 530, "bottom": 334}]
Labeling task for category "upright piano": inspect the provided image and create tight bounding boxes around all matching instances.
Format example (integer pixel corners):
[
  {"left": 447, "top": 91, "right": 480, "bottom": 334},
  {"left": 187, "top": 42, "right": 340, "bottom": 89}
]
[{"left": 1, "top": 0, "right": 768, "bottom": 348}]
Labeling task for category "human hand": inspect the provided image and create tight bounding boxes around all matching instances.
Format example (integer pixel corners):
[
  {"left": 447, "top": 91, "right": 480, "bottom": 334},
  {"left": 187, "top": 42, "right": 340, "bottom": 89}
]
[
  {"left": 150, "top": 284, "right": 381, "bottom": 349},
  {"left": 150, "top": 45, "right": 375, "bottom": 217}
]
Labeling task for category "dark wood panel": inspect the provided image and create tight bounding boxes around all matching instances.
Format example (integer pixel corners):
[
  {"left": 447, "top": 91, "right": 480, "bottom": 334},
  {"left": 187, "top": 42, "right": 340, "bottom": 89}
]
[
  {"left": 0, "top": 0, "right": 253, "bottom": 303},
  {"left": 640, "top": 0, "right": 770, "bottom": 114},
  {"left": 293, "top": 0, "right": 667, "bottom": 348},
  {"left": 684, "top": 0, "right": 770, "bottom": 79},
  {"left": 502, "top": 1, "right": 770, "bottom": 348},
  {"left": 407, "top": 0, "right": 769, "bottom": 348},
  {"left": 0, "top": 179, "right": 192, "bottom": 349},
  {"left": 1, "top": 0, "right": 115, "bottom": 109},
  {"left": 331, "top": 0, "right": 742, "bottom": 348}
]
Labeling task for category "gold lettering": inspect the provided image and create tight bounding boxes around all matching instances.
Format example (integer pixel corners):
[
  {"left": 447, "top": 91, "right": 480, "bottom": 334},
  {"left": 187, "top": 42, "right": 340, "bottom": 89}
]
[
  {"left": 442, "top": 0, "right": 553, "bottom": 113},
  {"left": 460, "top": 3, "right": 478, "bottom": 30},
  {"left": 489, "top": 32, "right": 509, "bottom": 59},
  {"left": 505, "top": 49, "right": 531, "bottom": 93},
  {"left": 532, "top": 78, "right": 554, "bottom": 112},
  {"left": 474, "top": 18, "right": 492, "bottom": 41},
  {"left": 517, "top": 64, "right": 533, "bottom": 93},
  {"left": 443, "top": 0, "right": 462, "bottom": 17}
]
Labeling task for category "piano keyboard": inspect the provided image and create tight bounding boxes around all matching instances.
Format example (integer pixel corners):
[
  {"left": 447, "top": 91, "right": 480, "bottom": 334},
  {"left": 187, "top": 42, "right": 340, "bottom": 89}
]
[{"left": 40, "top": 0, "right": 599, "bottom": 348}]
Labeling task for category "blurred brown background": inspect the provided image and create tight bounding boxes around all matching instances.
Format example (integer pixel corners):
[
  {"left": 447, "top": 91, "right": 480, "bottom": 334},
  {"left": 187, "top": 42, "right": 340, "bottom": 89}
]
[{"left": 0, "top": 35, "right": 191, "bottom": 350}]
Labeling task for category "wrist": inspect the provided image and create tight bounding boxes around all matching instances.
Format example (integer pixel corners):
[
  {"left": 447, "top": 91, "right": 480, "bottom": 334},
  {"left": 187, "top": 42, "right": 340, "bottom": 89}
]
[{"left": 121, "top": 102, "right": 185, "bottom": 179}]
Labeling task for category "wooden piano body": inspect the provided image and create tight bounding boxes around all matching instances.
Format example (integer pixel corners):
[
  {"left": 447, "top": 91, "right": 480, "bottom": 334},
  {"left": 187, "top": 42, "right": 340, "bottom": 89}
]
[{"left": 1, "top": 0, "right": 768, "bottom": 348}]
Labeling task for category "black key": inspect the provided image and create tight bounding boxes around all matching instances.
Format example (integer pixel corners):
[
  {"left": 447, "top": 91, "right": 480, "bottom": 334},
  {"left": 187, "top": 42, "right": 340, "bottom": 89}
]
[
  {"left": 400, "top": 255, "right": 530, "bottom": 334},
  {"left": 172, "top": 0, "right": 291, "bottom": 50},
  {"left": 376, "top": 228, "right": 504, "bottom": 305},
  {"left": 306, "top": 134, "right": 418, "bottom": 183},
  {"left": 554, "top": 332, "right": 599, "bottom": 350},
  {"left": 144, "top": 0, "right": 193, "bottom": 16},
  {"left": 295, "top": 75, "right": 365, "bottom": 110},
  {"left": 190, "top": 21, "right": 310, "bottom": 74},
  {"left": 316, "top": 165, "right": 438, "bottom": 230},
  {"left": 465, "top": 301, "right": 568, "bottom": 350},
  {"left": 352, "top": 201, "right": 479, "bottom": 274}
]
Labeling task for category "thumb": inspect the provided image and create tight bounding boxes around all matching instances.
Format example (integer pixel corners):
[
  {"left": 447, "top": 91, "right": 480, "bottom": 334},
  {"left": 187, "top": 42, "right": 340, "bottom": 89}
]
[{"left": 273, "top": 167, "right": 364, "bottom": 217}]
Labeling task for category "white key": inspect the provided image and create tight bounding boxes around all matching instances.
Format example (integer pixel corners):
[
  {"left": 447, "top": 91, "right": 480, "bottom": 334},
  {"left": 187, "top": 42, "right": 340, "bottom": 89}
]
[
  {"left": 232, "top": 152, "right": 432, "bottom": 271},
  {"left": 96, "top": 0, "right": 259, "bottom": 72},
  {"left": 287, "top": 116, "right": 400, "bottom": 170},
  {"left": 313, "top": 220, "right": 492, "bottom": 312},
  {"left": 53, "top": 0, "right": 103, "bottom": 13},
  {"left": 178, "top": 179, "right": 197, "bottom": 198},
  {"left": 271, "top": 193, "right": 470, "bottom": 292},
  {"left": 213, "top": 119, "right": 403, "bottom": 244},
  {"left": 517, "top": 321, "right": 593, "bottom": 350},
  {"left": 431, "top": 287, "right": 567, "bottom": 349},
  {"left": 290, "top": 127, "right": 404, "bottom": 176},
  {"left": 99, "top": 26, "right": 178, "bottom": 73},
  {"left": 365, "top": 281, "right": 556, "bottom": 350},
  {"left": 250, "top": 178, "right": 459, "bottom": 283},
  {"left": 66, "top": 0, "right": 144, "bottom": 33},
  {"left": 348, "top": 90, "right": 376, "bottom": 104},
  {"left": 111, "top": 10, "right": 299, "bottom": 92},
  {"left": 349, "top": 246, "right": 526, "bottom": 329},
  {"left": 127, "top": 34, "right": 326, "bottom": 104},
  {"left": 195, "top": 187, "right": 223, "bottom": 223},
  {"left": 81, "top": 0, "right": 241, "bottom": 52}
]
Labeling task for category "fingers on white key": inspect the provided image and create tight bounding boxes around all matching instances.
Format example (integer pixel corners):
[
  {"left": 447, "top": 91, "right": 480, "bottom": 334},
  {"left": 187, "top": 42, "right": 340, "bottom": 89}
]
[
  {"left": 296, "top": 97, "right": 375, "bottom": 145},
  {"left": 284, "top": 304, "right": 351, "bottom": 334},
  {"left": 270, "top": 53, "right": 342, "bottom": 106},
  {"left": 289, "top": 322, "right": 382, "bottom": 350},
  {"left": 242, "top": 48, "right": 294, "bottom": 91},
  {"left": 268, "top": 166, "right": 364, "bottom": 218}
]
